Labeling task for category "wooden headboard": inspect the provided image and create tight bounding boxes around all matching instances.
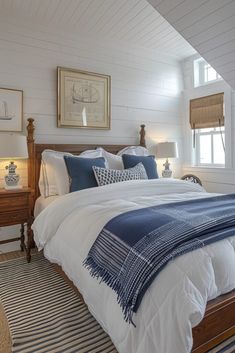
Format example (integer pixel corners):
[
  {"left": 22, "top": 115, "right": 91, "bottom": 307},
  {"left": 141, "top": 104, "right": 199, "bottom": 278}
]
[{"left": 26, "top": 118, "right": 146, "bottom": 213}]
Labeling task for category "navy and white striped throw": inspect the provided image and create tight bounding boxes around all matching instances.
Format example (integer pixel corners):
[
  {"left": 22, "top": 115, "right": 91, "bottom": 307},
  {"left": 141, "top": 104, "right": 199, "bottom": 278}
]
[{"left": 84, "top": 194, "right": 235, "bottom": 324}]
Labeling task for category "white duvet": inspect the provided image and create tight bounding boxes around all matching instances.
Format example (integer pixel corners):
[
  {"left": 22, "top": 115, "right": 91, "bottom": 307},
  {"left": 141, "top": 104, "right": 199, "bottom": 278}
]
[{"left": 32, "top": 179, "right": 235, "bottom": 353}]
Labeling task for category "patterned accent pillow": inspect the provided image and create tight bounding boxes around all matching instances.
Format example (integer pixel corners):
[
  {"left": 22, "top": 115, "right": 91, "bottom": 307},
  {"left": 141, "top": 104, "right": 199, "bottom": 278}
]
[{"left": 93, "top": 163, "right": 148, "bottom": 187}]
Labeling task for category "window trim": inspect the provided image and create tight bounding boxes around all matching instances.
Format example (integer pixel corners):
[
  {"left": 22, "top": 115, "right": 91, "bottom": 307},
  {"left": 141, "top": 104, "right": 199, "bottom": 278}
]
[
  {"left": 182, "top": 55, "right": 232, "bottom": 170},
  {"left": 194, "top": 58, "right": 222, "bottom": 88},
  {"left": 194, "top": 128, "right": 225, "bottom": 167},
  {"left": 204, "top": 63, "right": 221, "bottom": 84}
]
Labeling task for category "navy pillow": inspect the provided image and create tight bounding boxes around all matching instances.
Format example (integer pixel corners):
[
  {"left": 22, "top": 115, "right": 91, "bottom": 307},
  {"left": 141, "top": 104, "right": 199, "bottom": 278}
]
[
  {"left": 64, "top": 156, "right": 106, "bottom": 192},
  {"left": 122, "top": 154, "right": 158, "bottom": 179}
]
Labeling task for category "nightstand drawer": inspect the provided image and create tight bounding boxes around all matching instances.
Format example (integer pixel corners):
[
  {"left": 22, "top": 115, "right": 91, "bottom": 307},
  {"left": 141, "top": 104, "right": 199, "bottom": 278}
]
[
  {"left": 0, "top": 209, "right": 28, "bottom": 226},
  {"left": 0, "top": 193, "right": 29, "bottom": 211}
]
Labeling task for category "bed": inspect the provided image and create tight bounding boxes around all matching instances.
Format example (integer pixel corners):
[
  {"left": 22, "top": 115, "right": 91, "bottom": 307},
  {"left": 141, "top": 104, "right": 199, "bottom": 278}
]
[{"left": 26, "top": 118, "right": 235, "bottom": 353}]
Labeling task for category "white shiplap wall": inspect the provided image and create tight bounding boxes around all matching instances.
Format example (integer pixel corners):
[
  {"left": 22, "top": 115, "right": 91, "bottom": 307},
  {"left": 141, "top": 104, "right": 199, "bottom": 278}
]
[
  {"left": 0, "top": 19, "right": 184, "bottom": 252},
  {"left": 181, "top": 55, "right": 235, "bottom": 193}
]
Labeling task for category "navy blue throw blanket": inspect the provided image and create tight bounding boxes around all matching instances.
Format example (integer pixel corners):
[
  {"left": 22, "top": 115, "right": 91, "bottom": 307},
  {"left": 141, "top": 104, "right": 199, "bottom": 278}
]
[{"left": 84, "top": 194, "right": 235, "bottom": 324}]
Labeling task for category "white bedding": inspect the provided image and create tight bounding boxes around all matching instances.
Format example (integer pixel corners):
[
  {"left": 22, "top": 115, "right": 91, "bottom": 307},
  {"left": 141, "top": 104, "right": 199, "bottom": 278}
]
[
  {"left": 34, "top": 195, "right": 59, "bottom": 217},
  {"left": 32, "top": 179, "right": 235, "bottom": 353}
]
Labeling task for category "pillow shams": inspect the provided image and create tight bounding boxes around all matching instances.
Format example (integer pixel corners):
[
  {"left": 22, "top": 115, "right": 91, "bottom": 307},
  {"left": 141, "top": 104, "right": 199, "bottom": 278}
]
[
  {"left": 93, "top": 163, "right": 148, "bottom": 186},
  {"left": 55, "top": 149, "right": 103, "bottom": 195},
  {"left": 39, "top": 149, "right": 104, "bottom": 197},
  {"left": 97, "top": 147, "right": 123, "bottom": 169},
  {"left": 122, "top": 154, "right": 158, "bottom": 179},
  {"left": 39, "top": 150, "right": 73, "bottom": 197},
  {"left": 117, "top": 146, "right": 150, "bottom": 156},
  {"left": 64, "top": 156, "right": 106, "bottom": 192}
]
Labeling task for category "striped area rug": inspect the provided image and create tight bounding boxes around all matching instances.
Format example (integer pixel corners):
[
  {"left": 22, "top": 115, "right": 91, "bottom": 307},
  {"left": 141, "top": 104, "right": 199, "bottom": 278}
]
[
  {"left": 208, "top": 336, "right": 235, "bottom": 353},
  {"left": 0, "top": 254, "right": 234, "bottom": 353},
  {"left": 0, "top": 254, "right": 117, "bottom": 353}
]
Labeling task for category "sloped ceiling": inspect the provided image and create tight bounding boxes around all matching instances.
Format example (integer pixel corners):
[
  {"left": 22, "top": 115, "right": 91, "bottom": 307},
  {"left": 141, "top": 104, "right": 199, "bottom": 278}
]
[
  {"left": 0, "top": 0, "right": 195, "bottom": 60},
  {"left": 148, "top": 0, "right": 235, "bottom": 89}
]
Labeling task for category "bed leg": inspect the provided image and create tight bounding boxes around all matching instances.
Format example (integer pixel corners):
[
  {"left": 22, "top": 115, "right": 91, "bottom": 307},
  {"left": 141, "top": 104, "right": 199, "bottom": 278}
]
[{"left": 26, "top": 218, "right": 33, "bottom": 263}]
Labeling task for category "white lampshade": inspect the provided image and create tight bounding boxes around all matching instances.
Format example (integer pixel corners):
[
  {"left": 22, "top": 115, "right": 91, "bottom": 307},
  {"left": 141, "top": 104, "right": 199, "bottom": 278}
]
[
  {"left": 0, "top": 134, "right": 28, "bottom": 159},
  {"left": 156, "top": 142, "right": 178, "bottom": 159}
]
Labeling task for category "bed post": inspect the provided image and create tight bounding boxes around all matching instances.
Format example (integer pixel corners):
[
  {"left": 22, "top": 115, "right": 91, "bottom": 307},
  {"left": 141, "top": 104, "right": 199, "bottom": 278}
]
[
  {"left": 27, "top": 118, "right": 35, "bottom": 213},
  {"left": 26, "top": 118, "right": 35, "bottom": 262},
  {"left": 140, "top": 124, "right": 146, "bottom": 147}
]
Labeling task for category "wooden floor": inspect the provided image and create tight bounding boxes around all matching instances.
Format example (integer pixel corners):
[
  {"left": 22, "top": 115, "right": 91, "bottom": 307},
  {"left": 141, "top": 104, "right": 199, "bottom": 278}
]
[{"left": 0, "top": 250, "right": 25, "bottom": 262}]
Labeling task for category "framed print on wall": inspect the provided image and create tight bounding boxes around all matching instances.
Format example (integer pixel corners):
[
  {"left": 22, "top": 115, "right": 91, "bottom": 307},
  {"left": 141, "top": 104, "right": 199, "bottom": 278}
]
[
  {"left": 0, "top": 88, "right": 23, "bottom": 131},
  {"left": 57, "top": 67, "right": 111, "bottom": 129}
]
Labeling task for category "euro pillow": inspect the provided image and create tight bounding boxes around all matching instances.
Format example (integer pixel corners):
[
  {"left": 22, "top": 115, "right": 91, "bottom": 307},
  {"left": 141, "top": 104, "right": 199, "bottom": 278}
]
[
  {"left": 40, "top": 148, "right": 104, "bottom": 196},
  {"left": 117, "top": 146, "right": 150, "bottom": 156},
  {"left": 64, "top": 156, "right": 106, "bottom": 192},
  {"left": 122, "top": 154, "right": 158, "bottom": 179},
  {"left": 97, "top": 147, "right": 123, "bottom": 169},
  {"left": 79, "top": 149, "right": 104, "bottom": 161},
  {"left": 39, "top": 150, "right": 73, "bottom": 198},
  {"left": 93, "top": 162, "right": 148, "bottom": 187}
]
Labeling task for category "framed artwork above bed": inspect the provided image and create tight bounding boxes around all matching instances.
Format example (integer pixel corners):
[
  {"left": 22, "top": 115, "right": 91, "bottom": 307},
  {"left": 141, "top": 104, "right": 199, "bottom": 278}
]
[{"left": 57, "top": 67, "right": 111, "bottom": 130}]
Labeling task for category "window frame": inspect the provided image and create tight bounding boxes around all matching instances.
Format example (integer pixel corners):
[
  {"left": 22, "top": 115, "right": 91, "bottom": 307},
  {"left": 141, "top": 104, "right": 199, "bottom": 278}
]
[
  {"left": 194, "top": 58, "right": 222, "bottom": 87},
  {"left": 194, "top": 127, "right": 225, "bottom": 167},
  {"left": 182, "top": 54, "right": 232, "bottom": 170},
  {"left": 203, "top": 63, "right": 221, "bottom": 84}
]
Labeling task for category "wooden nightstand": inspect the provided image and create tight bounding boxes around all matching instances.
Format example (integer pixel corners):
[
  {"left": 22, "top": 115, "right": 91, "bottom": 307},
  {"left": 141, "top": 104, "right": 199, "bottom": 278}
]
[{"left": 0, "top": 188, "right": 32, "bottom": 262}]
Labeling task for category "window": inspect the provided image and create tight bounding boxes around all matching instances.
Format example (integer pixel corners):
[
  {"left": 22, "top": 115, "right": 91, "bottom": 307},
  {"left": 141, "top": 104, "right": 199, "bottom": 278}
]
[
  {"left": 190, "top": 93, "right": 225, "bottom": 167},
  {"left": 194, "top": 127, "right": 225, "bottom": 166},
  {"left": 194, "top": 58, "right": 221, "bottom": 87}
]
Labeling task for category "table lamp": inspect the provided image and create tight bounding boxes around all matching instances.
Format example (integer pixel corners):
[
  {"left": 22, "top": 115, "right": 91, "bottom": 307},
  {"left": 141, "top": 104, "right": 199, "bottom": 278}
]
[
  {"left": 0, "top": 134, "right": 28, "bottom": 189},
  {"left": 156, "top": 142, "right": 178, "bottom": 178}
]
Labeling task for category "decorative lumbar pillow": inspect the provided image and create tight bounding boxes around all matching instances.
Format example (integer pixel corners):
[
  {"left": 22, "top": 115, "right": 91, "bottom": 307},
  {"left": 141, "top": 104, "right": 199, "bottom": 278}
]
[
  {"left": 97, "top": 147, "right": 123, "bottom": 170},
  {"left": 93, "top": 162, "right": 148, "bottom": 186},
  {"left": 122, "top": 154, "right": 158, "bottom": 179},
  {"left": 64, "top": 156, "right": 106, "bottom": 192},
  {"left": 117, "top": 146, "right": 150, "bottom": 156}
]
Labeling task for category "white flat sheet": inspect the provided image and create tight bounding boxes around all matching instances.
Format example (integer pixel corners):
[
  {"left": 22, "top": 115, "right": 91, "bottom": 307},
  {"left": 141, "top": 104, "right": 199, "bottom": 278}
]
[
  {"left": 32, "top": 179, "right": 235, "bottom": 353},
  {"left": 34, "top": 195, "right": 59, "bottom": 217}
]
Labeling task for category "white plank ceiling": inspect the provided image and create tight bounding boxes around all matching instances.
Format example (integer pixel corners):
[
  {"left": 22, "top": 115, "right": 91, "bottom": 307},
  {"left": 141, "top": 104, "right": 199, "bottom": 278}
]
[
  {"left": 0, "top": 0, "right": 195, "bottom": 60},
  {"left": 148, "top": 0, "right": 235, "bottom": 89}
]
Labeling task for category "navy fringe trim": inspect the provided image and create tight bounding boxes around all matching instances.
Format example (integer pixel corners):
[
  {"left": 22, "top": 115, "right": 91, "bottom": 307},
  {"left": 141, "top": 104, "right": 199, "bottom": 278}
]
[{"left": 83, "top": 256, "right": 136, "bottom": 325}]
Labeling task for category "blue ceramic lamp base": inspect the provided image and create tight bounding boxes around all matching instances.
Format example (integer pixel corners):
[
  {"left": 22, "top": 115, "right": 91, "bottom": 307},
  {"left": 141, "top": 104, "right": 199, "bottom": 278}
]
[
  {"left": 4, "top": 161, "right": 22, "bottom": 190},
  {"left": 162, "top": 158, "right": 173, "bottom": 178}
]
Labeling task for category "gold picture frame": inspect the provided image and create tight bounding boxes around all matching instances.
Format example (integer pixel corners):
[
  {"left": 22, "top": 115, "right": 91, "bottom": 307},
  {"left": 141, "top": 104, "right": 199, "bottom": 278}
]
[
  {"left": 57, "top": 67, "right": 111, "bottom": 129},
  {"left": 0, "top": 88, "right": 23, "bottom": 132}
]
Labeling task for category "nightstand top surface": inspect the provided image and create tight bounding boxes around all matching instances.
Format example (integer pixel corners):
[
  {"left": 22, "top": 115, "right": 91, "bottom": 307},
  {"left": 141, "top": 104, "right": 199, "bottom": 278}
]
[{"left": 0, "top": 187, "right": 31, "bottom": 195}]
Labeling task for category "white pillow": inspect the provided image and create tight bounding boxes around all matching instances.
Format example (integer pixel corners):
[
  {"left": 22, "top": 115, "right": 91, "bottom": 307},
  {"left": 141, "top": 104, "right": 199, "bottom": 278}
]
[
  {"left": 117, "top": 146, "right": 150, "bottom": 156},
  {"left": 97, "top": 147, "right": 123, "bottom": 170},
  {"left": 39, "top": 147, "right": 149, "bottom": 197},
  {"left": 79, "top": 149, "right": 104, "bottom": 159},
  {"left": 39, "top": 150, "right": 73, "bottom": 197}
]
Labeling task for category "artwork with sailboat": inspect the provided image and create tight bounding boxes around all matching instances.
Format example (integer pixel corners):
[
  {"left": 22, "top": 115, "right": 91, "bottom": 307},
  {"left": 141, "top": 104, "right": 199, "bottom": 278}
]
[
  {"left": 58, "top": 67, "right": 110, "bottom": 129},
  {"left": 0, "top": 88, "right": 23, "bottom": 131}
]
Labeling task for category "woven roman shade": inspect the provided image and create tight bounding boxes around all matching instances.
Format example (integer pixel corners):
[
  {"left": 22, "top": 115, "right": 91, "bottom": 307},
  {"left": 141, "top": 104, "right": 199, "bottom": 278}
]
[{"left": 190, "top": 92, "right": 224, "bottom": 129}]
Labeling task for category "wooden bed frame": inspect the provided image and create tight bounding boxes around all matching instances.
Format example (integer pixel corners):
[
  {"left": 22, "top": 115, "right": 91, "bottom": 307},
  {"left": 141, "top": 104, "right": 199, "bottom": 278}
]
[{"left": 26, "top": 118, "right": 234, "bottom": 353}]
